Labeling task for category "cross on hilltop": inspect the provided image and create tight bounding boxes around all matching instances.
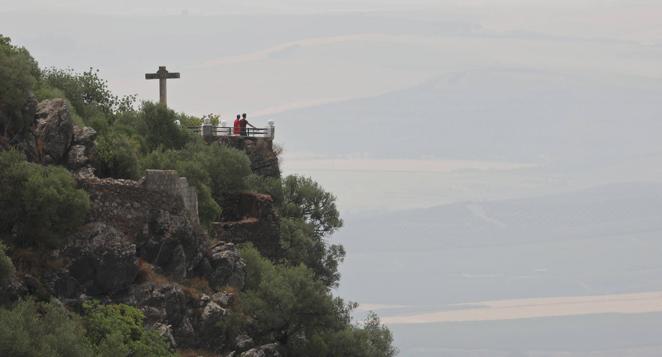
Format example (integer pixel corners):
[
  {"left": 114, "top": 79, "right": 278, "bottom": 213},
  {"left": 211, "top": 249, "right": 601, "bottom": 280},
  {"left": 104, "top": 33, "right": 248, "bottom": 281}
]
[{"left": 145, "top": 66, "right": 180, "bottom": 107}]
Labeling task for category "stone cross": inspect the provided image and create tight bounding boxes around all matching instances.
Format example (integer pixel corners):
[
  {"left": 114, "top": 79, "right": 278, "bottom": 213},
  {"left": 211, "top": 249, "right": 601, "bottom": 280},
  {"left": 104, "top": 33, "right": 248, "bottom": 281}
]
[{"left": 145, "top": 66, "right": 180, "bottom": 107}]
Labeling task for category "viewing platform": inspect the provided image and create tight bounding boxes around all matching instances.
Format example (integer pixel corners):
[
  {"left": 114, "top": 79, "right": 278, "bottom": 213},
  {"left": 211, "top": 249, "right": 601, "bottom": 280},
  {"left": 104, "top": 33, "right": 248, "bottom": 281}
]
[
  {"left": 185, "top": 118, "right": 280, "bottom": 177},
  {"left": 188, "top": 119, "right": 275, "bottom": 140}
]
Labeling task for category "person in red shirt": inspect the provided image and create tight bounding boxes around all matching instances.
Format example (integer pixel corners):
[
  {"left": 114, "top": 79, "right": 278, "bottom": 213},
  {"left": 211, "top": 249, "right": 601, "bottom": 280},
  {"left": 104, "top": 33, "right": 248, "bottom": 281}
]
[
  {"left": 233, "top": 114, "right": 241, "bottom": 135},
  {"left": 239, "top": 113, "right": 255, "bottom": 137}
]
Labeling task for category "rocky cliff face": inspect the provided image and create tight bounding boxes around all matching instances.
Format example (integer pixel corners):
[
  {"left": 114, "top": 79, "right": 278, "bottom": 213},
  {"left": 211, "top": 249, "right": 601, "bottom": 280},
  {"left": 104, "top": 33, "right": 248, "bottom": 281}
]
[
  {"left": 219, "top": 136, "right": 280, "bottom": 178},
  {"left": 213, "top": 193, "right": 282, "bottom": 259},
  {"left": 8, "top": 173, "right": 248, "bottom": 351},
  {"left": 1, "top": 99, "right": 284, "bottom": 355},
  {"left": 8, "top": 98, "right": 97, "bottom": 175}
]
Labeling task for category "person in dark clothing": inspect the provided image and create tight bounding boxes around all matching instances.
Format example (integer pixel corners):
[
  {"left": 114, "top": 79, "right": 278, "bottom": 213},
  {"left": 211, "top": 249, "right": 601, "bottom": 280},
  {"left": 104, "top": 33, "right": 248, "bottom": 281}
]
[
  {"left": 233, "top": 114, "right": 241, "bottom": 135},
  {"left": 239, "top": 113, "right": 255, "bottom": 136}
]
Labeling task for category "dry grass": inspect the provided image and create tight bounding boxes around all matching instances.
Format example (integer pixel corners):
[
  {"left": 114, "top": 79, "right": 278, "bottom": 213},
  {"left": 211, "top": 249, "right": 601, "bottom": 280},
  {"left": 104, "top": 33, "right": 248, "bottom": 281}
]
[
  {"left": 11, "top": 247, "right": 67, "bottom": 276},
  {"left": 181, "top": 276, "right": 211, "bottom": 300},
  {"left": 221, "top": 286, "right": 238, "bottom": 296},
  {"left": 177, "top": 348, "right": 220, "bottom": 357},
  {"left": 136, "top": 259, "right": 169, "bottom": 286}
]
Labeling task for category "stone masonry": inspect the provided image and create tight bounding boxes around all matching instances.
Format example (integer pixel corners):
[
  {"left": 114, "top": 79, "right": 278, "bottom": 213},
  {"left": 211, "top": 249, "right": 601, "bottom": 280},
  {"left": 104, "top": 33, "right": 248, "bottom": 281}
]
[{"left": 144, "top": 169, "right": 199, "bottom": 224}]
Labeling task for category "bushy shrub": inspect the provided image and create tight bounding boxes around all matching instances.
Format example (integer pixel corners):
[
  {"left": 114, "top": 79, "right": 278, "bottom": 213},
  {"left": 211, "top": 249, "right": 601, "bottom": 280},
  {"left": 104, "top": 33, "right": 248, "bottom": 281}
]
[
  {"left": 0, "top": 150, "right": 89, "bottom": 247},
  {"left": 40, "top": 67, "right": 136, "bottom": 125},
  {"left": 95, "top": 129, "right": 140, "bottom": 179},
  {"left": 141, "top": 142, "right": 253, "bottom": 226},
  {"left": 0, "top": 300, "right": 94, "bottom": 357},
  {"left": 204, "top": 144, "right": 253, "bottom": 198},
  {"left": 0, "top": 35, "right": 40, "bottom": 136},
  {"left": 246, "top": 174, "right": 284, "bottom": 206},
  {"left": 136, "top": 102, "right": 191, "bottom": 152},
  {"left": 82, "top": 301, "right": 174, "bottom": 357}
]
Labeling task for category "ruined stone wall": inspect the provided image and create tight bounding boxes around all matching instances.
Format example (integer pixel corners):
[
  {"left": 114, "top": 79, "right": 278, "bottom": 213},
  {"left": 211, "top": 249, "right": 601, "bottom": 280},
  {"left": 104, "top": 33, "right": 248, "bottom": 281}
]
[
  {"left": 78, "top": 176, "right": 186, "bottom": 240},
  {"left": 144, "top": 170, "right": 199, "bottom": 224},
  {"left": 213, "top": 192, "right": 282, "bottom": 258}
]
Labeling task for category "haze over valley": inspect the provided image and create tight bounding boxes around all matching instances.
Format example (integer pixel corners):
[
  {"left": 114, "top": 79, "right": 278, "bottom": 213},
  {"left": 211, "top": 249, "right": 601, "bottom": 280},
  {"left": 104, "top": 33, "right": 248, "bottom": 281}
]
[{"left": 4, "top": 1, "right": 662, "bottom": 355}]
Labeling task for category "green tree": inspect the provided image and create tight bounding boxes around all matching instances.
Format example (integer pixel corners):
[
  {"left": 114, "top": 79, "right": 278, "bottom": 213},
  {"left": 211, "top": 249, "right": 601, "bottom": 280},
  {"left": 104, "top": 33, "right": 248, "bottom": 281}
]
[
  {"left": 82, "top": 301, "right": 175, "bottom": 357},
  {"left": 136, "top": 102, "right": 191, "bottom": 152},
  {"left": 0, "top": 300, "right": 94, "bottom": 357},
  {"left": 281, "top": 176, "right": 343, "bottom": 237},
  {"left": 39, "top": 67, "right": 136, "bottom": 132},
  {"left": 0, "top": 35, "right": 40, "bottom": 137},
  {"left": 0, "top": 150, "right": 90, "bottom": 247},
  {"left": 236, "top": 245, "right": 397, "bottom": 356},
  {"left": 278, "top": 175, "right": 345, "bottom": 287},
  {"left": 239, "top": 245, "right": 348, "bottom": 346},
  {"left": 321, "top": 312, "right": 397, "bottom": 357}
]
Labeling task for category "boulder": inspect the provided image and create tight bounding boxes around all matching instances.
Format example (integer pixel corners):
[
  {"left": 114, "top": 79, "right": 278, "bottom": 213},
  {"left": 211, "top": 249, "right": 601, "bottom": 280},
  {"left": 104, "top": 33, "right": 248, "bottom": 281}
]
[
  {"left": 34, "top": 99, "right": 73, "bottom": 164},
  {"left": 73, "top": 125, "right": 97, "bottom": 145},
  {"left": 138, "top": 209, "right": 203, "bottom": 281},
  {"left": 211, "top": 291, "right": 235, "bottom": 307},
  {"left": 0, "top": 275, "right": 29, "bottom": 306},
  {"left": 64, "top": 222, "right": 139, "bottom": 295},
  {"left": 240, "top": 344, "right": 281, "bottom": 357},
  {"left": 153, "top": 322, "right": 177, "bottom": 349},
  {"left": 122, "top": 282, "right": 202, "bottom": 346},
  {"left": 213, "top": 193, "right": 282, "bottom": 259},
  {"left": 208, "top": 242, "right": 246, "bottom": 290},
  {"left": 234, "top": 335, "right": 255, "bottom": 352},
  {"left": 201, "top": 301, "right": 225, "bottom": 322},
  {"left": 67, "top": 125, "right": 97, "bottom": 170},
  {"left": 67, "top": 144, "right": 89, "bottom": 169}
]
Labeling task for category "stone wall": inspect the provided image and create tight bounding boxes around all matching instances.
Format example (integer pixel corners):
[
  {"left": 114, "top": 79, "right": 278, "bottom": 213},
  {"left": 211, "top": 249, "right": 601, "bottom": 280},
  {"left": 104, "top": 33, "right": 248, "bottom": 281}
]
[
  {"left": 144, "top": 170, "right": 199, "bottom": 224},
  {"left": 78, "top": 176, "right": 185, "bottom": 240}
]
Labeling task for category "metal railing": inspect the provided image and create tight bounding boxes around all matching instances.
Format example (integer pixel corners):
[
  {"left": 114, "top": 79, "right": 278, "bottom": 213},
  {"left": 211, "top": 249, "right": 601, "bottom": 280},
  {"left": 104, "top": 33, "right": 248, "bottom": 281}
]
[{"left": 188, "top": 124, "right": 275, "bottom": 139}]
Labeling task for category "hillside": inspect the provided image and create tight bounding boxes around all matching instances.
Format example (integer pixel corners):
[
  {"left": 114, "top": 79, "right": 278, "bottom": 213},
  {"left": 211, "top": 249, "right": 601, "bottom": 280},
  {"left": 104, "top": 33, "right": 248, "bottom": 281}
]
[{"left": 0, "top": 35, "right": 397, "bottom": 357}]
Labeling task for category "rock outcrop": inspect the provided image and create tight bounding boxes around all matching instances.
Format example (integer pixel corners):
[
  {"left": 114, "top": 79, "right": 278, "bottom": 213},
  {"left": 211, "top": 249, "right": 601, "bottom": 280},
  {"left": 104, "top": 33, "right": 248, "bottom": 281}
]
[
  {"left": 219, "top": 137, "right": 280, "bottom": 178},
  {"left": 34, "top": 99, "right": 74, "bottom": 164},
  {"left": 0, "top": 170, "right": 249, "bottom": 351},
  {"left": 3, "top": 98, "right": 97, "bottom": 175},
  {"left": 55, "top": 222, "right": 139, "bottom": 297},
  {"left": 212, "top": 193, "right": 282, "bottom": 259},
  {"left": 231, "top": 343, "right": 282, "bottom": 357},
  {"left": 67, "top": 125, "right": 97, "bottom": 171}
]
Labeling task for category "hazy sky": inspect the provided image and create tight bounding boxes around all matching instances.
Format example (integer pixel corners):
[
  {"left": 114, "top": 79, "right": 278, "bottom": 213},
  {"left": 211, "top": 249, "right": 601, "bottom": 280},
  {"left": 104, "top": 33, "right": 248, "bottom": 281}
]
[{"left": 3, "top": 0, "right": 662, "bottom": 120}]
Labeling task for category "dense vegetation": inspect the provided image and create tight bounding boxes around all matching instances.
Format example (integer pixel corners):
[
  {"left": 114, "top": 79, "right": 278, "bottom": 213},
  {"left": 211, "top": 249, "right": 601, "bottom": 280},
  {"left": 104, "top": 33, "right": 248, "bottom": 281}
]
[
  {"left": 0, "top": 300, "right": 175, "bottom": 357},
  {"left": 0, "top": 150, "right": 90, "bottom": 248},
  {"left": 0, "top": 35, "right": 396, "bottom": 356}
]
